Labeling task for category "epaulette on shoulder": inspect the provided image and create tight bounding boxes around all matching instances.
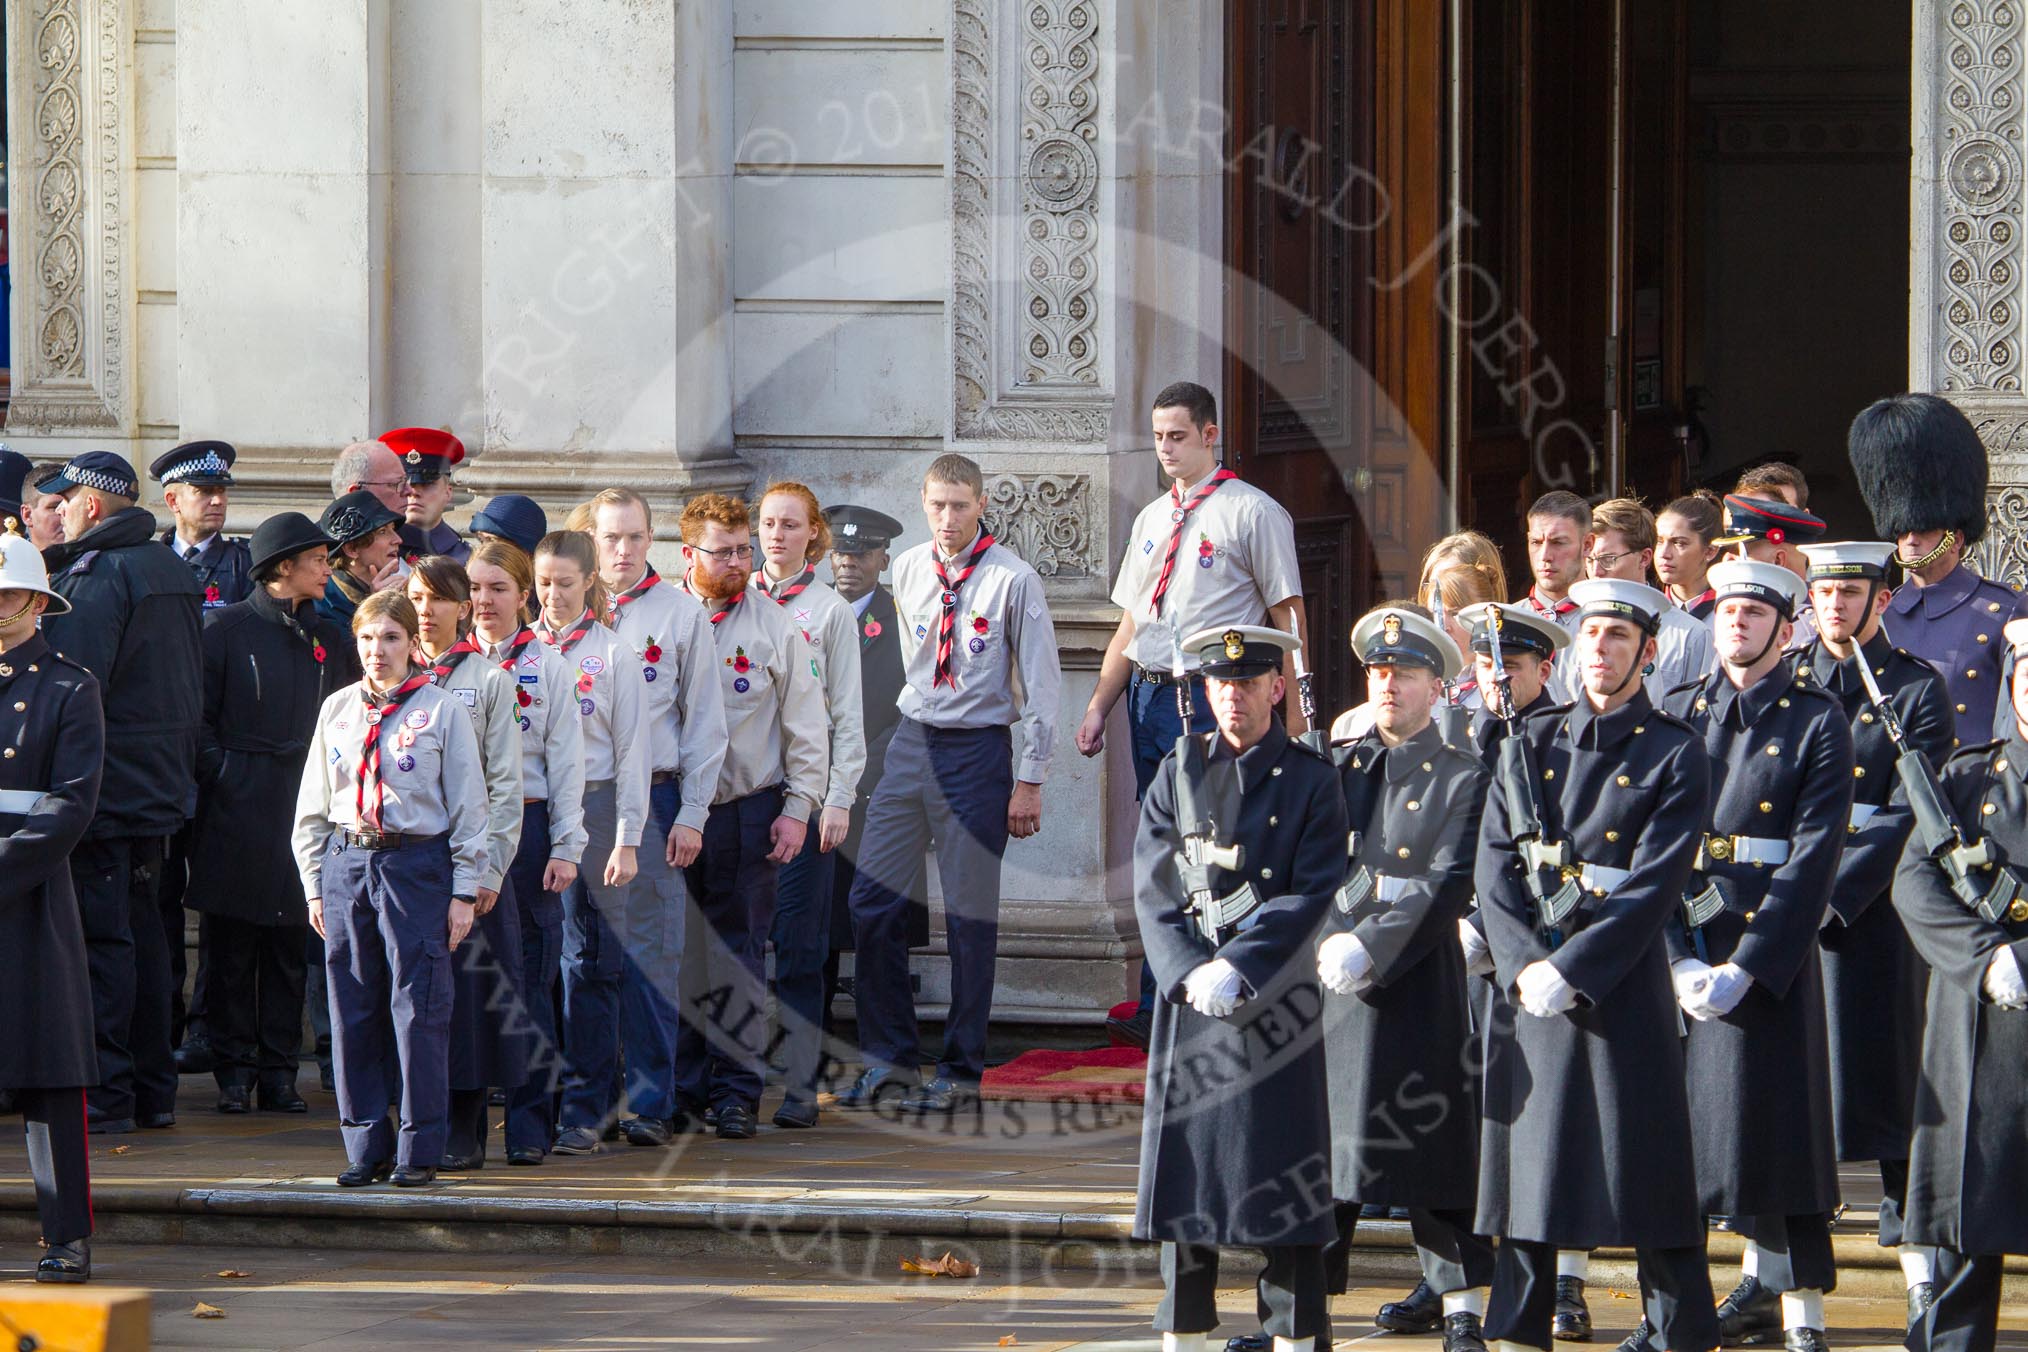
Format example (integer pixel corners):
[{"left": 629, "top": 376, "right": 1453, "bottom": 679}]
[
  {"left": 47, "top": 649, "right": 93, "bottom": 678},
  {"left": 1522, "top": 699, "right": 1573, "bottom": 721},
  {"left": 1945, "top": 739, "right": 2004, "bottom": 772},
  {"left": 1661, "top": 676, "right": 1706, "bottom": 702},
  {"left": 1789, "top": 678, "right": 1841, "bottom": 708},
  {"left": 1433, "top": 739, "right": 1486, "bottom": 771},
  {"left": 1643, "top": 706, "right": 1698, "bottom": 736},
  {"left": 1287, "top": 735, "right": 1334, "bottom": 765}
]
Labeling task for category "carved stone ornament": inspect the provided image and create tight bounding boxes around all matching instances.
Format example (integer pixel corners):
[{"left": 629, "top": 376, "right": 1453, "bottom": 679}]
[
  {"left": 1935, "top": 0, "right": 2026, "bottom": 393},
  {"left": 5, "top": 0, "right": 127, "bottom": 432},
  {"left": 952, "top": 0, "right": 1110, "bottom": 442},
  {"left": 982, "top": 471, "right": 1095, "bottom": 580}
]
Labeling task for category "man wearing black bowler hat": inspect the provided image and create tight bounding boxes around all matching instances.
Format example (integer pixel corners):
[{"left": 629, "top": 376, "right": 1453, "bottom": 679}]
[{"left": 37, "top": 450, "right": 204, "bottom": 1134}]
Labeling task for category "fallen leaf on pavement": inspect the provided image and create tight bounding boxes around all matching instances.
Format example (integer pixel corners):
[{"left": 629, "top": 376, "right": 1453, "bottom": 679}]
[
  {"left": 898, "top": 1252, "right": 979, "bottom": 1279},
  {"left": 192, "top": 1302, "right": 226, "bottom": 1319},
  {"left": 999, "top": 1337, "right": 1020, "bottom": 1347},
  {"left": 216, "top": 1269, "right": 253, "bottom": 1279},
  {"left": 1608, "top": 1289, "right": 1634, "bottom": 1300},
  {"left": 110, "top": 1145, "right": 130, "bottom": 1155}
]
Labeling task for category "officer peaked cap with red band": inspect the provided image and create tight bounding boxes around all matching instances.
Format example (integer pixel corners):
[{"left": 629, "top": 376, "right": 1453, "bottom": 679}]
[
  {"left": 1712, "top": 493, "right": 1826, "bottom": 548},
  {"left": 380, "top": 427, "right": 466, "bottom": 483}
]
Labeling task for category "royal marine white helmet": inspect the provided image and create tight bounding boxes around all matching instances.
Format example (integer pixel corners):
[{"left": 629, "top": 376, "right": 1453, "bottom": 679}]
[{"left": 0, "top": 526, "right": 70, "bottom": 615}]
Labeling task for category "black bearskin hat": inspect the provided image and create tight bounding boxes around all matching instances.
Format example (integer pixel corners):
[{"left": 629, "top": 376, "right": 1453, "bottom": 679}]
[{"left": 1848, "top": 392, "right": 1989, "bottom": 546}]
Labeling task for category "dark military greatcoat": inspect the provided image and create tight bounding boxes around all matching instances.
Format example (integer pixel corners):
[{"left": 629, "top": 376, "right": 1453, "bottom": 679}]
[
  {"left": 1324, "top": 720, "right": 1487, "bottom": 1208},
  {"left": 0, "top": 634, "right": 104, "bottom": 1088},
  {"left": 1662, "top": 665, "right": 1853, "bottom": 1216},
  {"left": 1134, "top": 720, "right": 1347, "bottom": 1247},
  {"left": 1475, "top": 689, "right": 1711, "bottom": 1250},
  {"left": 1884, "top": 562, "right": 2028, "bottom": 744},
  {"left": 1894, "top": 731, "right": 2028, "bottom": 1254},
  {"left": 1791, "top": 635, "right": 1954, "bottom": 1163}
]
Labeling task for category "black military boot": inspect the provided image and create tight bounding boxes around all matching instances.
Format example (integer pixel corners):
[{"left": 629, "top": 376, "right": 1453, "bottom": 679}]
[
  {"left": 1376, "top": 1277, "right": 1444, "bottom": 1333},
  {"left": 1614, "top": 1318, "right": 1656, "bottom": 1352},
  {"left": 1444, "top": 1310, "right": 1489, "bottom": 1352},
  {"left": 1716, "top": 1276, "right": 1782, "bottom": 1346},
  {"left": 1782, "top": 1329, "right": 1827, "bottom": 1352},
  {"left": 1554, "top": 1275, "right": 1593, "bottom": 1340}
]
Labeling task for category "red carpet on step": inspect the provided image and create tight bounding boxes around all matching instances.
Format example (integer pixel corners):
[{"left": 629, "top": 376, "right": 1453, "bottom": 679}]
[{"left": 980, "top": 1045, "right": 1148, "bottom": 1104}]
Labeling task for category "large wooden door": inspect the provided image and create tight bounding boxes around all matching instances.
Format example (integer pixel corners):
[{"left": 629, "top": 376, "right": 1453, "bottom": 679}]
[{"left": 1225, "top": 0, "right": 1446, "bottom": 717}]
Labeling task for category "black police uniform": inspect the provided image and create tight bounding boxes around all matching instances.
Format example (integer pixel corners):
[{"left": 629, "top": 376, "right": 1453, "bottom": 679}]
[
  {"left": 1894, "top": 732, "right": 2028, "bottom": 1352},
  {"left": 1661, "top": 664, "right": 1853, "bottom": 1306},
  {"left": 162, "top": 530, "right": 254, "bottom": 612},
  {"left": 0, "top": 630, "right": 104, "bottom": 1258},
  {"left": 1475, "top": 686, "right": 1718, "bottom": 1352},
  {"left": 1135, "top": 708, "right": 1347, "bottom": 1344},
  {"left": 1788, "top": 634, "right": 1954, "bottom": 1247},
  {"left": 1322, "top": 719, "right": 1493, "bottom": 1302}
]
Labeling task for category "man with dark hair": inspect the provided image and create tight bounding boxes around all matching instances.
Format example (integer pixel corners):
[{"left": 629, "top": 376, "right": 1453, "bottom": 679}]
[
  {"left": 1850, "top": 391, "right": 2028, "bottom": 742},
  {"left": 1521, "top": 492, "right": 1594, "bottom": 633},
  {"left": 838, "top": 453, "right": 1062, "bottom": 1115},
  {"left": 1079, "top": 379, "right": 1308, "bottom": 1048},
  {"left": 37, "top": 452, "right": 204, "bottom": 1134}
]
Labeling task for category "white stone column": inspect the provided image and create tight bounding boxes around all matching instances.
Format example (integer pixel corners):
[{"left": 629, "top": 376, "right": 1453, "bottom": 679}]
[{"left": 1915, "top": 0, "right": 2028, "bottom": 581}]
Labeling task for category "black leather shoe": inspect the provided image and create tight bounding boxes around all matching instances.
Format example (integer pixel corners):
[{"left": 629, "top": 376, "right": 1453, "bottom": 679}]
[
  {"left": 390, "top": 1164, "right": 438, "bottom": 1187},
  {"left": 175, "top": 1038, "right": 219, "bottom": 1075},
  {"left": 138, "top": 1110, "right": 176, "bottom": 1130},
  {"left": 1223, "top": 1336, "right": 1270, "bottom": 1352},
  {"left": 439, "top": 1151, "right": 485, "bottom": 1171},
  {"left": 1105, "top": 1009, "right": 1152, "bottom": 1050},
  {"left": 258, "top": 1083, "right": 308, "bottom": 1114},
  {"left": 715, "top": 1104, "right": 757, "bottom": 1140},
  {"left": 1717, "top": 1276, "right": 1782, "bottom": 1346},
  {"left": 1360, "top": 1201, "right": 1390, "bottom": 1219},
  {"left": 1908, "top": 1281, "right": 1935, "bottom": 1331},
  {"left": 35, "top": 1239, "right": 90, "bottom": 1284},
  {"left": 1376, "top": 1278, "right": 1444, "bottom": 1334},
  {"left": 86, "top": 1114, "right": 134, "bottom": 1136},
  {"left": 217, "top": 1085, "right": 252, "bottom": 1115},
  {"left": 772, "top": 1099, "right": 819, "bottom": 1129},
  {"left": 1783, "top": 1329, "right": 1827, "bottom": 1352},
  {"left": 1445, "top": 1311, "right": 1489, "bottom": 1352},
  {"left": 550, "top": 1127, "right": 603, "bottom": 1156},
  {"left": 1615, "top": 1318, "right": 1656, "bottom": 1352},
  {"left": 337, "top": 1159, "right": 393, "bottom": 1187},
  {"left": 834, "top": 1066, "right": 915, "bottom": 1109},
  {"left": 901, "top": 1077, "right": 978, "bottom": 1114},
  {"left": 1554, "top": 1274, "right": 1593, "bottom": 1341},
  {"left": 506, "top": 1146, "right": 545, "bottom": 1166},
  {"left": 623, "top": 1116, "right": 671, "bottom": 1147}
]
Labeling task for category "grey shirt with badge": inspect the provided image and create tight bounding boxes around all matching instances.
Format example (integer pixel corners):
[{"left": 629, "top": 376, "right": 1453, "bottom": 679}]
[{"left": 1111, "top": 476, "right": 1303, "bottom": 671}]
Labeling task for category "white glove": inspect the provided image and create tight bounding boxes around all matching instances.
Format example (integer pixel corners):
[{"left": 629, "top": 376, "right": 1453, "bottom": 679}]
[
  {"left": 1683, "top": 962, "right": 1752, "bottom": 1021},
  {"left": 1516, "top": 959, "right": 1578, "bottom": 1018},
  {"left": 1317, "top": 932, "right": 1374, "bottom": 996},
  {"left": 1983, "top": 946, "right": 2028, "bottom": 1009},
  {"left": 1458, "top": 918, "right": 1494, "bottom": 977},
  {"left": 1671, "top": 957, "right": 1714, "bottom": 1011},
  {"left": 1183, "top": 959, "right": 1246, "bottom": 1018}
]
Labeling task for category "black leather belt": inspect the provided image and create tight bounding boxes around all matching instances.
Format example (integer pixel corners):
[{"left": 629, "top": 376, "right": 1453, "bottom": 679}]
[
  {"left": 651, "top": 770, "right": 680, "bottom": 786},
  {"left": 1133, "top": 665, "right": 1203, "bottom": 687},
  {"left": 340, "top": 829, "right": 448, "bottom": 852}
]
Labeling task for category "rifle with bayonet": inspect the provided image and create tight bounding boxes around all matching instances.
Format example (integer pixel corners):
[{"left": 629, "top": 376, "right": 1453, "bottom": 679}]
[
  {"left": 1483, "top": 603, "right": 1584, "bottom": 946},
  {"left": 1170, "top": 630, "right": 1255, "bottom": 945},
  {"left": 1855, "top": 650, "right": 2026, "bottom": 924}
]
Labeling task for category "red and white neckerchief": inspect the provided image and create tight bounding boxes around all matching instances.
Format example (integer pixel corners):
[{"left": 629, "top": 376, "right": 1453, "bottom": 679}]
[
  {"left": 768, "top": 567, "right": 816, "bottom": 606},
  {"left": 356, "top": 672, "right": 432, "bottom": 830},
  {"left": 425, "top": 633, "right": 483, "bottom": 685},
  {"left": 1148, "top": 468, "right": 1237, "bottom": 618},
  {"left": 1525, "top": 588, "right": 1577, "bottom": 622},
  {"left": 605, "top": 566, "right": 660, "bottom": 625},
  {"left": 485, "top": 626, "right": 540, "bottom": 672},
  {"left": 543, "top": 610, "right": 596, "bottom": 657},
  {"left": 932, "top": 533, "right": 996, "bottom": 689}
]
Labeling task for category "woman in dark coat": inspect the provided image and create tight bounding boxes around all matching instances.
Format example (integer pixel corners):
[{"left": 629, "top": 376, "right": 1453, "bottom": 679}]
[
  {"left": 186, "top": 514, "right": 358, "bottom": 1113},
  {"left": 0, "top": 525, "right": 104, "bottom": 1282}
]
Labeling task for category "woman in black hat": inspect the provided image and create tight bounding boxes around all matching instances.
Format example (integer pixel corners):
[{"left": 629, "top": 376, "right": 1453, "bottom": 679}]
[
  {"left": 185, "top": 513, "right": 360, "bottom": 1113},
  {"left": 316, "top": 490, "right": 407, "bottom": 628}
]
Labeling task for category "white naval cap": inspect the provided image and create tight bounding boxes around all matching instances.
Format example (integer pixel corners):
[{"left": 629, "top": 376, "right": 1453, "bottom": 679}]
[
  {"left": 1798, "top": 541, "right": 1896, "bottom": 583},
  {"left": 1568, "top": 578, "right": 1668, "bottom": 633},
  {"left": 1709, "top": 559, "right": 1804, "bottom": 619},
  {"left": 1351, "top": 605, "right": 1465, "bottom": 681}
]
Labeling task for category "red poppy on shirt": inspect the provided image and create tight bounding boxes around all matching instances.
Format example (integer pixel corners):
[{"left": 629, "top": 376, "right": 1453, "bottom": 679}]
[
  {"left": 972, "top": 615, "right": 989, "bottom": 634},
  {"left": 643, "top": 642, "right": 663, "bottom": 664}
]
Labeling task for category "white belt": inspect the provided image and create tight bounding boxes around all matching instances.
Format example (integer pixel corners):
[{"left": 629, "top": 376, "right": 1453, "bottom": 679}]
[
  {"left": 1373, "top": 873, "right": 1412, "bottom": 904},
  {"left": 1850, "top": 803, "right": 1880, "bottom": 830},
  {"left": 0, "top": 789, "right": 46, "bottom": 814},
  {"left": 1575, "top": 862, "right": 1632, "bottom": 894},
  {"left": 1699, "top": 834, "right": 1791, "bottom": 868}
]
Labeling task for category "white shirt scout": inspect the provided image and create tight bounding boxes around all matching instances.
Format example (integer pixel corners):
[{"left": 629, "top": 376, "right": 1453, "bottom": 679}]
[
  {"left": 292, "top": 680, "right": 491, "bottom": 901},
  {"left": 892, "top": 532, "right": 1063, "bottom": 785},
  {"left": 753, "top": 568, "right": 868, "bottom": 814},
  {"left": 428, "top": 647, "right": 529, "bottom": 893},
  {"left": 684, "top": 581, "right": 830, "bottom": 820},
  {"left": 1111, "top": 476, "right": 1303, "bottom": 671},
  {"left": 475, "top": 630, "right": 588, "bottom": 866},
  {"left": 604, "top": 569, "right": 728, "bottom": 834},
  {"left": 537, "top": 613, "right": 651, "bottom": 848}
]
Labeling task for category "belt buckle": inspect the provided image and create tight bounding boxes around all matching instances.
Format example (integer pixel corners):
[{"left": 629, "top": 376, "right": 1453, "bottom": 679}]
[
  {"left": 1704, "top": 834, "right": 1733, "bottom": 862},
  {"left": 356, "top": 828, "right": 388, "bottom": 849}
]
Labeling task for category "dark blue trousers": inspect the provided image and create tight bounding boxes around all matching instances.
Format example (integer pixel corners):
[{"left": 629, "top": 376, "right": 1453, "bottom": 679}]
[
  {"left": 772, "top": 807, "right": 840, "bottom": 1108},
  {"left": 505, "top": 801, "right": 565, "bottom": 1155},
  {"left": 616, "top": 779, "right": 682, "bottom": 1121},
  {"left": 1128, "top": 673, "right": 1211, "bottom": 1016},
  {"left": 558, "top": 782, "right": 633, "bottom": 1131},
  {"left": 846, "top": 719, "right": 1012, "bottom": 1084},
  {"left": 677, "top": 786, "right": 785, "bottom": 1112},
  {"left": 322, "top": 835, "right": 455, "bottom": 1170}
]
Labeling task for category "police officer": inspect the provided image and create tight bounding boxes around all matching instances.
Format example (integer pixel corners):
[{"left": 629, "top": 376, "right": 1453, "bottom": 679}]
[
  {"left": 1895, "top": 618, "right": 2028, "bottom": 1352},
  {"left": 294, "top": 588, "right": 489, "bottom": 1186},
  {"left": 1661, "top": 561, "right": 1853, "bottom": 1352},
  {"left": 821, "top": 504, "right": 919, "bottom": 1036},
  {"left": 1849, "top": 392, "right": 2028, "bottom": 743},
  {"left": 1234, "top": 606, "right": 1491, "bottom": 1352},
  {"left": 0, "top": 526, "right": 104, "bottom": 1282},
  {"left": 1710, "top": 495, "right": 1830, "bottom": 650},
  {"left": 1079, "top": 381, "right": 1308, "bottom": 1048},
  {"left": 381, "top": 427, "right": 471, "bottom": 565},
  {"left": 1475, "top": 578, "right": 1718, "bottom": 1352},
  {"left": 1793, "top": 541, "right": 1956, "bottom": 1328},
  {"left": 317, "top": 490, "right": 407, "bottom": 629},
  {"left": 152, "top": 440, "right": 253, "bottom": 611},
  {"left": 838, "top": 455, "right": 1062, "bottom": 1115},
  {"left": 1134, "top": 625, "right": 1346, "bottom": 1352}
]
